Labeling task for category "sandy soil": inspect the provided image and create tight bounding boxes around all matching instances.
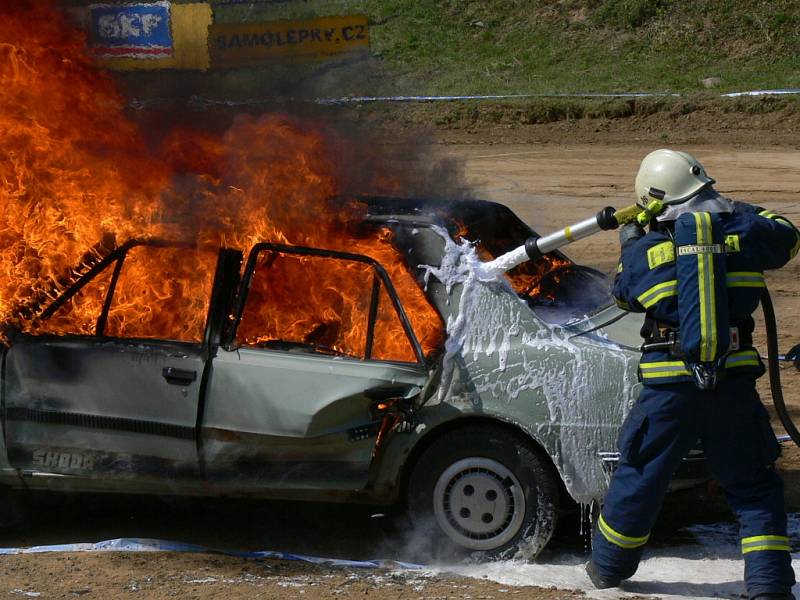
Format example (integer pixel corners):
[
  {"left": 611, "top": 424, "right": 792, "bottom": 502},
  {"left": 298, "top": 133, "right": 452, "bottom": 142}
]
[
  {"left": 0, "top": 553, "right": 590, "bottom": 600},
  {"left": 453, "top": 142, "right": 800, "bottom": 475},
  {"left": 2, "top": 134, "right": 799, "bottom": 600}
]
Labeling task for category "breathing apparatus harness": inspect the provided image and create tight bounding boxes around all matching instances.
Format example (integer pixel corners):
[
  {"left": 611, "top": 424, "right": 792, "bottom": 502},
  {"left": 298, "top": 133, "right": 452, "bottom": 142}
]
[
  {"left": 637, "top": 209, "right": 735, "bottom": 392},
  {"left": 483, "top": 199, "right": 800, "bottom": 448}
]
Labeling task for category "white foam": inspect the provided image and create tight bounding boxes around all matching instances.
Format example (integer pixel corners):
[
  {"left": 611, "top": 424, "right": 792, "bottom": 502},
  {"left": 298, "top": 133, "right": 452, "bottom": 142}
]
[
  {"left": 420, "top": 227, "right": 638, "bottom": 506},
  {"left": 429, "top": 516, "right": 800, "bottom": 599}
]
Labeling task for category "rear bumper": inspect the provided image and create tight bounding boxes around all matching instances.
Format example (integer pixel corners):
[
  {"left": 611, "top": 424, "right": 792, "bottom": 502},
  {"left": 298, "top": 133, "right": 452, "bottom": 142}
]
[{"left": 598, "top": 449, "right": 710, "bottom": 491}]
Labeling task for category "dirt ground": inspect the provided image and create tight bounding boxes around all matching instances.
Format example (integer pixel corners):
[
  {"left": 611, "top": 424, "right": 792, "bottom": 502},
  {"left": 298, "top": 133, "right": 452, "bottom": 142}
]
[
  {"left": 0, "top": 553, "right": 589, "bottom": 600},
  {"left": 2, "top": 118, "right": 800, "bottom": 599}
]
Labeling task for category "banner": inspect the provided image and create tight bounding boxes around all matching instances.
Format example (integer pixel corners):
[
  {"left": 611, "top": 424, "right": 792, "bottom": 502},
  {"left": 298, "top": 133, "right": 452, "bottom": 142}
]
[
  {"left": 209, "top": 14, "right": 369, "bottom": 68},
  {"left": 89, "top": 2, "right": 173, "bottom": 59},
  {"left": 93, "top": 3, "right": 213, "bottom": 71}
]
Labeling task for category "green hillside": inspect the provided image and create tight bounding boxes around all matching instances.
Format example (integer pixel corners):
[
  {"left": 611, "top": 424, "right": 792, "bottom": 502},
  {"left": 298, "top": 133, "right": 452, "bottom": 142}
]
[{"left": 214, "top": 0, "right": 800, "bottom": 95}]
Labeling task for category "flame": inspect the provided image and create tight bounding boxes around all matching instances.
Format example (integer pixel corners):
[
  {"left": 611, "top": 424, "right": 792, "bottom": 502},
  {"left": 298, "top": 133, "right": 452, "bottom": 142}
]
[
  {"left": 0, "top": 2, "right": 443, "bottom": 362},
  {"left": 504, "top": 256, "right": 571, "bottom": 301},
  {"left": 455, "top": 231, "right": 571, "bottom": 302}
]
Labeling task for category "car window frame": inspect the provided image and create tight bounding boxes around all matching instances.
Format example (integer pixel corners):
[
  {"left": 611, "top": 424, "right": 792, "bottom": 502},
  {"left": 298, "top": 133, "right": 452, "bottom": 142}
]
[
  {"left": 227, "top": 242, "right": 427, "bottom": 366},
  {"left": 34, "top": 239, "right": 219, "bottom": 348}
]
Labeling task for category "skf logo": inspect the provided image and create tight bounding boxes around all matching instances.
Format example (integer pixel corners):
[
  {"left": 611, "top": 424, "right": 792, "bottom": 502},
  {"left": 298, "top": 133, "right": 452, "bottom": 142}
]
[{"left": 32, "top": 449, "right": 95, "bottom": 471}]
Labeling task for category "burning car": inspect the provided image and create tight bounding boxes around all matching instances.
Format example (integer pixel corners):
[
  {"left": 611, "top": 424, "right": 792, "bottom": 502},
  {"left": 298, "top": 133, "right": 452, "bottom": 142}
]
[{"left": 0, "top": 196, "right": 707, "bottom": 558}]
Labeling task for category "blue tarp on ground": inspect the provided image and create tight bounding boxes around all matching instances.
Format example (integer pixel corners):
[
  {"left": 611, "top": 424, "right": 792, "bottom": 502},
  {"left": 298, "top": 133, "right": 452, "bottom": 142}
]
[{"left": 0, "top": 538, "right": 422, "bottom": 570}]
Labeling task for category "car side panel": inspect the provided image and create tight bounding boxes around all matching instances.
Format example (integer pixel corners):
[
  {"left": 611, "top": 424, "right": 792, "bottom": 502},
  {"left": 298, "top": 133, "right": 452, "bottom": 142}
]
[
  {"left": 201, "top": 347, "right": 427, "bottom": 492},
  {"left": 3, "top": 337, "right": 205, "bottom": 491},
  {"left": 0, "top": 346, "right": 16, "bottom": 483},
  {"left": 379, "top": 278, "right": 640, "bottom": 505}
]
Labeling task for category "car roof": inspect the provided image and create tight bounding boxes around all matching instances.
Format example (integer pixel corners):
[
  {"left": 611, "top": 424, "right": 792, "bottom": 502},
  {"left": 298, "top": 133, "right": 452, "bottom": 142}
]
[{"left": 360, "top": 195, "right": 537, "bottom": 236}]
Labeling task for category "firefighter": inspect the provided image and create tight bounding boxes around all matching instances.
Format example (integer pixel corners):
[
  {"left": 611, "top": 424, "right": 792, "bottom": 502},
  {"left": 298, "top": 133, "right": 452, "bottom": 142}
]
[{"left": 587, "top": 149, "right": 800, "bottom": 599}]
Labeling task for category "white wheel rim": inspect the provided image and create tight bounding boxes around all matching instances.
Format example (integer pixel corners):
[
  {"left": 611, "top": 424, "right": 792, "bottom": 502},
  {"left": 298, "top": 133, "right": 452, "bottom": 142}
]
[{"left": 432, "top": 457, "right": 527, "bottom": 551}]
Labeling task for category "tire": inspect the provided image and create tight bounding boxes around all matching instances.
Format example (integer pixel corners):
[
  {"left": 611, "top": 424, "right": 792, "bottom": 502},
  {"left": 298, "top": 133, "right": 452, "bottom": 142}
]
[{"left": 408, "top": 425, "right": 559, "bottom": 559}]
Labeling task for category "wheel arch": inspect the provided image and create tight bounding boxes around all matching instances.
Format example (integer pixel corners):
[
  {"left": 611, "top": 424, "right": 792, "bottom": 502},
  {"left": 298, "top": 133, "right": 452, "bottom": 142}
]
[{"left": 399, "top": 415, "right": 569, "bottom": 508}]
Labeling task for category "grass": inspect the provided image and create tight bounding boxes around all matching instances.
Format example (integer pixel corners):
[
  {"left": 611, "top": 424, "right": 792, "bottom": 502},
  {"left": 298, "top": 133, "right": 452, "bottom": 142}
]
[
  {"left": 130, "top": 1, "right": 800, "bottom": 100},
  {"left": 369, "top": 0, "right": 800, "bottom": 95}
]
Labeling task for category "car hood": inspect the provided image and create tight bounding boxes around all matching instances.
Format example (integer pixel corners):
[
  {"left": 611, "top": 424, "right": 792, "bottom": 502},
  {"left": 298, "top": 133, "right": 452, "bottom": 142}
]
[{"left": 565, "top": 304, "right": 644, "bottom": 351}]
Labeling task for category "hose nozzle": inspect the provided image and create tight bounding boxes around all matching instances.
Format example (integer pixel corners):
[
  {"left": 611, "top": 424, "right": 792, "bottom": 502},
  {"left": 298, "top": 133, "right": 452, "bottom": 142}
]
[{"left": 636, "top": 199, "right": 665, "bottom": 226}]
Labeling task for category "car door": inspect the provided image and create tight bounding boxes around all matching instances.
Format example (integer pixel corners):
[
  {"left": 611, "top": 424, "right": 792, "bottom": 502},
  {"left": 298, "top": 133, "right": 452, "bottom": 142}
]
[
  {"left": 3, "top": 241, "right": 220, "bottom": 493},
  {"left": 201, "top": 244, "right": 432, "bottom": 493}
]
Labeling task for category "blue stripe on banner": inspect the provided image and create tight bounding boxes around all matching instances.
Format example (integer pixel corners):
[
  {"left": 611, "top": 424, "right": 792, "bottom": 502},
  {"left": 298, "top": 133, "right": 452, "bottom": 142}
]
[{"left": 0, "top": 538, "right": 423, "bottom": 570}]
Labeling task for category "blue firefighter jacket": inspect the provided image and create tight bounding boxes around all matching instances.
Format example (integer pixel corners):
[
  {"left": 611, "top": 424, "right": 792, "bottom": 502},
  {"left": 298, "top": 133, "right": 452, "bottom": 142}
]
[{"left": 613, "top": 201, "right": 800, "bottom": 385}]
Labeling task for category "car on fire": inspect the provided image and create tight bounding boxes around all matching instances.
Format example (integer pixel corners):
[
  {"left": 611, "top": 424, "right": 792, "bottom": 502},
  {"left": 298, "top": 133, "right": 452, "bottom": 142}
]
[{"left": 0, "top": 198, "right": 706, "bottom": 558}]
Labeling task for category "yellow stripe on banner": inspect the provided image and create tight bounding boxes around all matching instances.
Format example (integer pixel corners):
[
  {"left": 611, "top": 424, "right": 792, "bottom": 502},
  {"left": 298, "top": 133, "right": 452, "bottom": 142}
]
[
  {"left": 598, "top": 515, "right": 649, "bottom": 549},
  {"left": 564, "top": 226, "right": 574, "bottom": 242},
  {"left": 209, "top": 15, "right": 371, "bottom": 68}
]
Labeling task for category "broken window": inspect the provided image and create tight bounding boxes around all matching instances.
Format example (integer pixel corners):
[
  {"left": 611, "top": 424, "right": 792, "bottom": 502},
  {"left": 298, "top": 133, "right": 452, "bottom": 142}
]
[
  {"left": 236, "top": 248, "right": 419, "bottom": 362},
  {"left": 372, "top": 283, "right": 416, "bottom": 363},
  {"left": 104, "top": 245, "right": 216, "bottom": 343},
  {"left": 28, "top": 263, "right": 115, "bottom": 336}
]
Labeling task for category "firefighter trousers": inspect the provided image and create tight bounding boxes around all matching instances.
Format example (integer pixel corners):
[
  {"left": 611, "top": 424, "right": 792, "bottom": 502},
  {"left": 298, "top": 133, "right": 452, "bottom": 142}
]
[{"left": 592, "top": 379, "right": 795, "bottom": 598}]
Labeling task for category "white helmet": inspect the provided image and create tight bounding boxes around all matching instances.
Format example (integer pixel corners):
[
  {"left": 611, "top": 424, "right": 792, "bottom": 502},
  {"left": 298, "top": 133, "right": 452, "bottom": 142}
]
[{"left": 634, "top": 149, "right": 715, "bottom": 208}]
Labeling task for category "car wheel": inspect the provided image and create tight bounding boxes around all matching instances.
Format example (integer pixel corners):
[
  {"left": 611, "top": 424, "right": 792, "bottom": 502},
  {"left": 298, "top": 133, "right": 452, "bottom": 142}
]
[{"left": 408, "top": 426, "right": 559, "bottom": 559}]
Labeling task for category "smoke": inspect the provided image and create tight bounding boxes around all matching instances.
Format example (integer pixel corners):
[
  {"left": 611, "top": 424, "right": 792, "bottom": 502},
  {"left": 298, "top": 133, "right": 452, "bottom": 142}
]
[
  {"left": 96, "top": 4, "right": 473, "bottom": 242},
  {"left": 374, "top": 512, "right": 468, "bottom": 565}
]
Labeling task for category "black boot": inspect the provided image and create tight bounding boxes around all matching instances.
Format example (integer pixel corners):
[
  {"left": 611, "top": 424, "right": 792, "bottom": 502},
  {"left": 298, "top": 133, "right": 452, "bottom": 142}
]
[
  {"left": 751, "top": 594, "right": 796, "bottom": 600},
  {"left": 586, "top": 560, "right": 622, "bottom": 589}
]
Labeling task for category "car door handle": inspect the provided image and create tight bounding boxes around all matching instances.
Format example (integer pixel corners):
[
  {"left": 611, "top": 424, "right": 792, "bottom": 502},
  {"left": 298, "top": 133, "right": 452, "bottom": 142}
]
[{"left": 162, "top": 367, "right": 197, "bottom": 386}]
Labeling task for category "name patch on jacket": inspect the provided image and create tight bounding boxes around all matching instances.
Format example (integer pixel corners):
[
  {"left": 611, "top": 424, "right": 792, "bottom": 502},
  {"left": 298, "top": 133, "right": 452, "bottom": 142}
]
[
  {"left": 647, "top": 241, "right": 675, "bottom": 269},
  {"left": 677, "top": 243, "right": 726, "bottom": 255}
]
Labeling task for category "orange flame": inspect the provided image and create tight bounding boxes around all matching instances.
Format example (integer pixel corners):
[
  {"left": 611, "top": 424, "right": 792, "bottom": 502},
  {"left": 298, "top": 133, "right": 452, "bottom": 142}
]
[
  {"left": 455, "top": 231, "right": 571, "bottom": 302},
  {"left": 0, "top": 2, "right": 443, "bottom": 362}
]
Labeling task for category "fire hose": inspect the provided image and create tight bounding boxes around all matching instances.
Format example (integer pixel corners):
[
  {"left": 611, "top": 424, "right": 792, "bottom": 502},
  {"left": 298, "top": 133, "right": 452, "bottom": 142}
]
[
  {"left": 762, "top": 290, "right": 800, "bottom": 448},
  {"left": 484, "top": 203, "right": 800, "bottom": 449}
]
